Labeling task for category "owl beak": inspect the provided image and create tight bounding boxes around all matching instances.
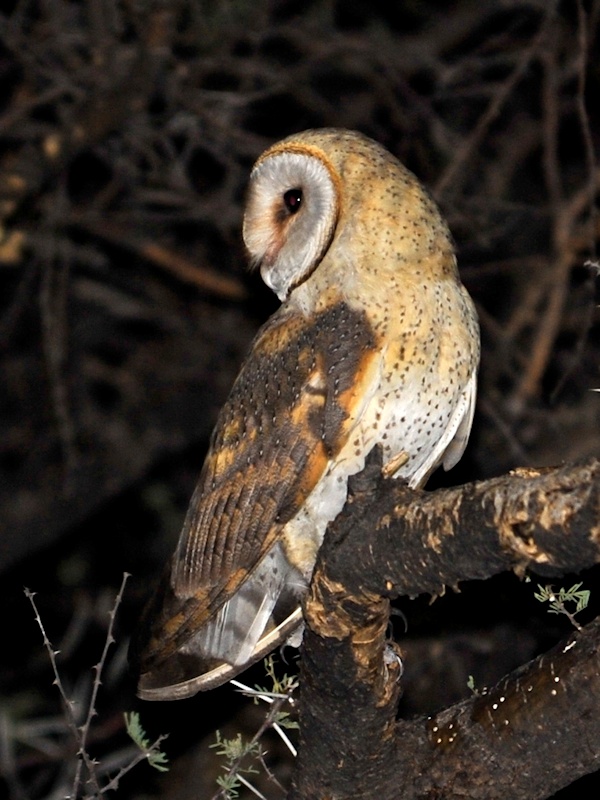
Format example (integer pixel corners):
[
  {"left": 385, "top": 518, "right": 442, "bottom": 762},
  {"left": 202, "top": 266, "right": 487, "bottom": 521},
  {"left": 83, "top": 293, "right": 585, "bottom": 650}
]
[{"left": 260, "top": 263, "right": 288, "bottom": 302}]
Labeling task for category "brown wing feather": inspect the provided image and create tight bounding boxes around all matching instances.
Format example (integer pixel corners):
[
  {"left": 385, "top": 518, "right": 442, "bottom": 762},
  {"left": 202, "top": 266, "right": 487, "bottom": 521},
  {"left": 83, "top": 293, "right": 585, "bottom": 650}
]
[{"left": 132, "top": 301, "right": 378, "bottom": 677}]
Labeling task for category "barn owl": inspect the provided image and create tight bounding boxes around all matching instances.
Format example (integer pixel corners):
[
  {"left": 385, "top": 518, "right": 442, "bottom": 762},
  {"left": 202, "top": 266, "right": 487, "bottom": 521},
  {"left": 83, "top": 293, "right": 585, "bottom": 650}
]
[{"left": 131, "top": 128, "right": 480, "bottom": 700}]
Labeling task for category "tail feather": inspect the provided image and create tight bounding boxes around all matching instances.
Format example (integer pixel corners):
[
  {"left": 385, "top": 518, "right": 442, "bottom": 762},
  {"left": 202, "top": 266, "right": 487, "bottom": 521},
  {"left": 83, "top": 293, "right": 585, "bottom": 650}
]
[
  {"left": 198, "top": 552, "right": 285, "bottom": 665},
  {"left": 134, "top": 543, "right": 307, "bottom": 699},
  {"left": 182, "top": 544, "right": 306, "bottom": 666}
]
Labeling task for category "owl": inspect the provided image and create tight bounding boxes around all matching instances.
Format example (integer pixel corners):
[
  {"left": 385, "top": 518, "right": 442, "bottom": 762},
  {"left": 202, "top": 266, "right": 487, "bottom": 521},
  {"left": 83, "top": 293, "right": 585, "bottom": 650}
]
[{"left": 131, "top": 128, "right": 480, "bottom": 700}]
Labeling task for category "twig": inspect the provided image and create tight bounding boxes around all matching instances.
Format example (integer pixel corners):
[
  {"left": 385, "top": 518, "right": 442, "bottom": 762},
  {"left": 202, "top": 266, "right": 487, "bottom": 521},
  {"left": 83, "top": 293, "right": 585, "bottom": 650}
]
[
  {"left": 231, "top": 680, "right": 298, "bottom": 757},
  {"left": 24, "top": 587, "right": 99, "bottom": 797},
  {"left": 209, "top": 686, "right": 296, "bottom": 800},
  {"left": 74, "top": 217, "right": 247, "bottom": 300},
  {"left": 434, "top": 1, "right": 558, "bottom": 197},
  {"left": 95, "top": 734, "right": 169, "bottom": 796},
  {"left": 39, "top": 251, "right": 78, "bottom": 487},
  {"left": 76, "top": 572, "right": 130, "bottom": 798},
  {"left": 24, "top": 573, "right": 131, "bottom": 798},
  {"left": 575, "top": 0, "right": 598, "bottom": 261}
]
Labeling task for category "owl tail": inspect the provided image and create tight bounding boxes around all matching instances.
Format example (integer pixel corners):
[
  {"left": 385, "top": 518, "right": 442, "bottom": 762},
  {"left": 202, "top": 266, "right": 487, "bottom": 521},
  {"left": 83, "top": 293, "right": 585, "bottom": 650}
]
[
  {"left": 192, "top": 541, "right": 298, "bottom": 667},
  {"left": 132, "top": 543, "right": 305, "bottom": 700}
]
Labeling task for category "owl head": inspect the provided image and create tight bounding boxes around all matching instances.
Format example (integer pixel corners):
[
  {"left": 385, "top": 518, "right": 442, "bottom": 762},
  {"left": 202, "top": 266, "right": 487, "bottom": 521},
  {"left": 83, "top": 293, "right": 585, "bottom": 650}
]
[{"left": 242, "top": 128, "right": 455, "bottom": 302}]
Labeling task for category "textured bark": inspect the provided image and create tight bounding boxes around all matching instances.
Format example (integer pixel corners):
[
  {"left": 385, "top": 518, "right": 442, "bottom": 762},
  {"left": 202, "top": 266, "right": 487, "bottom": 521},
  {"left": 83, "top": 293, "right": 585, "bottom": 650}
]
[{"left": 290, "top": 456, "right": 600, "bottom": 799}]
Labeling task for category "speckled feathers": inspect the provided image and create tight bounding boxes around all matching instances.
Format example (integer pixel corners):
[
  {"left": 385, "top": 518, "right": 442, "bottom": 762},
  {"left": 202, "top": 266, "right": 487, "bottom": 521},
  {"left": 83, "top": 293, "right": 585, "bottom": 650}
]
[{"left": 131, "top": 128, "right": 480, "bottom": 699}]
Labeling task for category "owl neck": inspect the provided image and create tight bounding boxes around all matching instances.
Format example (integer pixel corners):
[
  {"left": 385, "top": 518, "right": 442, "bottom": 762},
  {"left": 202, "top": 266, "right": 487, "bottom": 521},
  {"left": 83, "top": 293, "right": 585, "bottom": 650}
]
[
  {"left": 285, "top": 246, "right": 457, "bottom": 323},
  {"left": 283, "top": 242, "right": 462, "bottom": 346},
  {"left": 284, "top": 259, "right": 357, "bottom": 318}
]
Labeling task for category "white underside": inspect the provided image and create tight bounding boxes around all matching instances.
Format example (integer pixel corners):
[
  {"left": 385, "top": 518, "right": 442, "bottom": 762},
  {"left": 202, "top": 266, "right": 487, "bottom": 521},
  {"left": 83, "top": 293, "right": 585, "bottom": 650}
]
[{"left": 282, "top": 362, "right": 478, "bottom": 580}]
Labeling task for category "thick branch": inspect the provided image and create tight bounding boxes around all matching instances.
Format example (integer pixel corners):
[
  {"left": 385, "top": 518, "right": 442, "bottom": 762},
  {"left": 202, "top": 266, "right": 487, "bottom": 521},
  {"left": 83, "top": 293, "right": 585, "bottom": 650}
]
[{"left": 290, "top": 458, "right": 600, "bottom": 799}]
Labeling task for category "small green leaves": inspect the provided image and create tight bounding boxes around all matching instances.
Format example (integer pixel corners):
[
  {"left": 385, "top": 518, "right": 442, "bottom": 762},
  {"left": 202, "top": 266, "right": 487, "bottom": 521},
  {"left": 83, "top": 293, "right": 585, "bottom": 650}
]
[
  {"left": 210, "top": 657, "right": 298, "bottom": 798},
  {"left": 210, "top": 732, "right": 263, "bottom": 798},
  {"left": 272, "top": 710, "right": 299, "bottom": 730},
  {"left": 534, "top": 582, "right": 590, "bottom": 630},
  {"left": 124, "top": 711, "right": 169, "bottom": 772}
]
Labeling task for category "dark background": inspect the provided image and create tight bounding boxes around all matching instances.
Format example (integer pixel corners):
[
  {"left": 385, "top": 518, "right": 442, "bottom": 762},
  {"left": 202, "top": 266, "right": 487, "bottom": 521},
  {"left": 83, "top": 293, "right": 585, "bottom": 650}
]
[{"left": 1, "top": 1, "right": 599, "bottom": 797}]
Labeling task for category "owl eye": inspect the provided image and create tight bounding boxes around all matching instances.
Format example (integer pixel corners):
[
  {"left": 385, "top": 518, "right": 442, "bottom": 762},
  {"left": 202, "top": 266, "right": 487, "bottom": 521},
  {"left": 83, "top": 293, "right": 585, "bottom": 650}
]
[{"left": 283, "top": 188, "right": 303, "bottom": 214}]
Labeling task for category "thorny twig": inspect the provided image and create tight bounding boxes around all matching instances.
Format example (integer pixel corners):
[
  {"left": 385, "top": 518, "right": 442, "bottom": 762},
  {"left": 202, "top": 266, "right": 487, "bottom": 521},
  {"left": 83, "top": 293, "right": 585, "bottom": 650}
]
[
  {"left": 25, "top": 574, "right": 132, "bottom": 798},
  {"left": 209, "top": 675, "right": 299, "bottom": 800}
]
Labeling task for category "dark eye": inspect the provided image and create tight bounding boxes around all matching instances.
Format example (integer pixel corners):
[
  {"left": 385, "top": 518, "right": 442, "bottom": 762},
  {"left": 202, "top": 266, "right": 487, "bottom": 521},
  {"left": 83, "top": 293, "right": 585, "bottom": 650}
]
[{"left": 283, "top": 188, "right": 302, "bottom": 214}]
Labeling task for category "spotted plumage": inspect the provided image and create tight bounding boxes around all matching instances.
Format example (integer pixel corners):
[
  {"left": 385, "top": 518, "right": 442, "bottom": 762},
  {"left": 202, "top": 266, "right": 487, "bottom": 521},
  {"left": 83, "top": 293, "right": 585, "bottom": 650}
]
[{"left": 131, "top": 128, "right": 480, "bottom": 699}]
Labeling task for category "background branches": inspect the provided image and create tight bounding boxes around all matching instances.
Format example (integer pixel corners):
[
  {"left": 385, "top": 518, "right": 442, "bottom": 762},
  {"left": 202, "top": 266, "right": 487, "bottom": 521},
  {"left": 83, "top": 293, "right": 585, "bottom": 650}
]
[{"left": 0, "top": 1, "right": 598, "bottom": 798}]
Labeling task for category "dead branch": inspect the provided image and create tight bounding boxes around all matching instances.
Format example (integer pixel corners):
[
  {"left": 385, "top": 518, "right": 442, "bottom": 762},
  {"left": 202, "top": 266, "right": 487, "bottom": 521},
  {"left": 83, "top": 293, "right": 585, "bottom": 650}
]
[{"left": 74, "top": 217, "right": 247, "bottom": 301}]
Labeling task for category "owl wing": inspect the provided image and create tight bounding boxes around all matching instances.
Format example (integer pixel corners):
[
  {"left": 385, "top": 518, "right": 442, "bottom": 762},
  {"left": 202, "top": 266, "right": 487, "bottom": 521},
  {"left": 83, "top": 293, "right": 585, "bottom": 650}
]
[{"left": 132, "top": 300, "right": 380, "bottom": 696}]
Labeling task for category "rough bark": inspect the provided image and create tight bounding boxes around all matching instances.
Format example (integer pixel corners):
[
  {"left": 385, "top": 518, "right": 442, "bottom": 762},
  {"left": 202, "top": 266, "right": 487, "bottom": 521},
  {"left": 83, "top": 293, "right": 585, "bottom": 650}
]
[{"left": 290, "top": 456, "right": 600, "bottom": 799}]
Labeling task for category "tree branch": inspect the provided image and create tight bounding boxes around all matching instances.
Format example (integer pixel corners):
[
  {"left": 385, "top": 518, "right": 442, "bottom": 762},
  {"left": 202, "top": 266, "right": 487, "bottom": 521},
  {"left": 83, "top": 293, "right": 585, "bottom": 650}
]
[{"left": 290, "top": 457, "right": 600, "bottom": 799}]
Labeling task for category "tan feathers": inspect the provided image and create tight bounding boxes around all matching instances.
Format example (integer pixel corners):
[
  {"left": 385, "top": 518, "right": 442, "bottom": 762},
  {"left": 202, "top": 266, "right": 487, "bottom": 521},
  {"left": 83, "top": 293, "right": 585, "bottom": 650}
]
[{"left": 131, "top": 129, "right": 479, "bottom": 700}]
